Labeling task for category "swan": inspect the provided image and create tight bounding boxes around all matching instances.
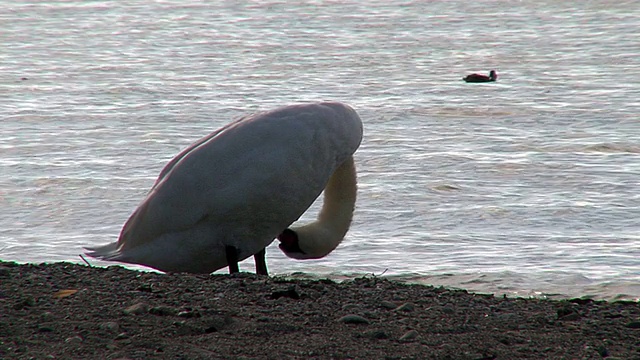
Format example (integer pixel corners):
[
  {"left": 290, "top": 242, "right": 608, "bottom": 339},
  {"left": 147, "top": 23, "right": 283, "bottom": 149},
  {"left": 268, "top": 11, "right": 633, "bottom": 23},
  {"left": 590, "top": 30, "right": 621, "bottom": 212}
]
[
  {"left": 85, "top": 102, "right": 363, "bottom": 276},
  {"left": 463, "top": 70, "right": 497, "bottom": 83}
]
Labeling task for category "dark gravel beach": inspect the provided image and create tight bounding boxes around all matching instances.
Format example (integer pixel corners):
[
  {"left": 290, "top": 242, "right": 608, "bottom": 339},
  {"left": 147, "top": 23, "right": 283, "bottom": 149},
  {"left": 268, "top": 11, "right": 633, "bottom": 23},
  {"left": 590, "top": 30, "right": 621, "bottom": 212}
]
[{"left": 1, "top": 260, "right": 639, "bottom": 360}]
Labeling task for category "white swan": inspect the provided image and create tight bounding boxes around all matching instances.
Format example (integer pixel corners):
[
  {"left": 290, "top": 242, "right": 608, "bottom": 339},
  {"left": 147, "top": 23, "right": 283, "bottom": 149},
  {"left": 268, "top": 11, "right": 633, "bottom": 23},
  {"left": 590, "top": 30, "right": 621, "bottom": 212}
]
[{"left": 85, "top": 102, "right": 363, "bottom": 276}]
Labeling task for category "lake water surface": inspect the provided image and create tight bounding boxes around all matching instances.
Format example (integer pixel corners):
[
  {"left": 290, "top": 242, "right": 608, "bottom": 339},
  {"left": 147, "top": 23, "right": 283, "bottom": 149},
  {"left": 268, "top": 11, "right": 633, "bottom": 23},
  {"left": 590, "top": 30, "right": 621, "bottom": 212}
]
[{"left": 2, "top": 0, "right": 639, "bottom": 300}]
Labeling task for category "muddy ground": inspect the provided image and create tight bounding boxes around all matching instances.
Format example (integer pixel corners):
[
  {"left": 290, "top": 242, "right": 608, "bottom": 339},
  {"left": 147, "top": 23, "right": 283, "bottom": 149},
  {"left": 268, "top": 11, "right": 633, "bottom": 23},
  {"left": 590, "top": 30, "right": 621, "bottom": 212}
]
[{"left": 1, "top": 261, "right": 639, "bottom": 359}]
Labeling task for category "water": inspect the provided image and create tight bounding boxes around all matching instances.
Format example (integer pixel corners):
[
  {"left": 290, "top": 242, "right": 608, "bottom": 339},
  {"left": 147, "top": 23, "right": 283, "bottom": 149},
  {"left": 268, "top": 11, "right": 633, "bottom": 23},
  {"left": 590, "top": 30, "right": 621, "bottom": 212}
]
[{"left": 1, "top": 0, "right": 639, "bottom": 301}]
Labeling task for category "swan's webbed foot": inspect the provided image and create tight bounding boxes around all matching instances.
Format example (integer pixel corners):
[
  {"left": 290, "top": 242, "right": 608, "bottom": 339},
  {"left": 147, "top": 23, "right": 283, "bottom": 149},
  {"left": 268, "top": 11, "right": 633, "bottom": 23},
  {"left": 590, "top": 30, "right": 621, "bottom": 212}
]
[
  {"left": 254, "top": 248, "right": 268, "bottom": 276},
  {"left": 225, "top": 245, "right": 240, "bottom": 274}
]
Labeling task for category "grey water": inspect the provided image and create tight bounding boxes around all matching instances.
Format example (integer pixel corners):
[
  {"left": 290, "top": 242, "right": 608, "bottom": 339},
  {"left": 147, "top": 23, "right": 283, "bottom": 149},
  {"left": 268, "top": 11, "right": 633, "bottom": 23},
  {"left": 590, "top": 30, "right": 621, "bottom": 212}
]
[{"left": 1, "top": 0, "right": 639, "bottom": 300}]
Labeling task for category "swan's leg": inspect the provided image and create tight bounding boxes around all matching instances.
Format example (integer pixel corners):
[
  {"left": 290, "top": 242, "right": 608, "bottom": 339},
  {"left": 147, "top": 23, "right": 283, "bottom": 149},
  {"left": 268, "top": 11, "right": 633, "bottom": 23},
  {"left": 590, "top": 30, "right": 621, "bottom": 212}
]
[
  {"left": 254, "top": 248, "right": 268, "bottom": 276},
  {"left": 225, "top": 245, "right": 240, "bottom": 274}
]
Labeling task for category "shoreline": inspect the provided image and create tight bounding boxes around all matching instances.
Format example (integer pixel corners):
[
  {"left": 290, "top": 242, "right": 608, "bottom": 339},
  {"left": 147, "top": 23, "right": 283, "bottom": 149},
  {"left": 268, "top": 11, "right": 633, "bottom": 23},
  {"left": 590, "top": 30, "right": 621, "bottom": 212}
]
[
  {"left": 1, "top": 260, "right": 639, "bottom": 359},
  {"left": 6, "top": 257, "right": 638, "bottom": 302}
]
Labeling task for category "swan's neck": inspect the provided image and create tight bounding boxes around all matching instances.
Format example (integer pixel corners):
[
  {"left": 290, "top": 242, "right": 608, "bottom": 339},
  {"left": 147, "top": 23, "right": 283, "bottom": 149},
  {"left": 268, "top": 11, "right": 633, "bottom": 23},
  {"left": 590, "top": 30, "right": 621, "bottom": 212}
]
[{"left": 279, "top": 156, "right": 357, "bottom": 260}]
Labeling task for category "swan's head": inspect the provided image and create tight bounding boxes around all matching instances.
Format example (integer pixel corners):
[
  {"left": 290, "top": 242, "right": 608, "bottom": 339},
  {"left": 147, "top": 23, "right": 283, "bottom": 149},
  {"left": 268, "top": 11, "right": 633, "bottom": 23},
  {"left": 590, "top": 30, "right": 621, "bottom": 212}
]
[
  {"left": 277, "top": 228, "right": 308, "bottom": 260},
  {"left": 277, "top": 223, "right": 344, "bottom": 260}
]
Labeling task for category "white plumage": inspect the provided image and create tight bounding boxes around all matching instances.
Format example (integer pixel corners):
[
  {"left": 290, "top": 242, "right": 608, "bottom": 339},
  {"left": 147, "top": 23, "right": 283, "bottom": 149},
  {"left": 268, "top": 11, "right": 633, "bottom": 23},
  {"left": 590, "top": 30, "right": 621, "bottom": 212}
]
[{"left": 86, "top": 102, "right": 363, "bottom": 275}]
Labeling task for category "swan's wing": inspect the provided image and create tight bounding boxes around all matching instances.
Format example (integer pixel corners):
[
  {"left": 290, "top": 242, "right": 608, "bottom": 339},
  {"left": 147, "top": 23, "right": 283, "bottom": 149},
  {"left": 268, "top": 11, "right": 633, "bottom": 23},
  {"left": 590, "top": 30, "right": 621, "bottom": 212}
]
[
  {"left": 116, "top": 102, "right": 363, "bottom": 252},
  {"left": 151, "top": 116, "right": 247, "bottom": 189}
]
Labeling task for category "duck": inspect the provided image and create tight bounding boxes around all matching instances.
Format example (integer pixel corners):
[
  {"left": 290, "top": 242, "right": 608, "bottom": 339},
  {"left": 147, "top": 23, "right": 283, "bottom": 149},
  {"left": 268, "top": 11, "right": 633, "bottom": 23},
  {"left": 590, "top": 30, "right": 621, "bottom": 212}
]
[
  {"left": 463, "top": 70, "right": 497, "bottom": 83},
  {"left": 86, "top": 102, "right": 363, "bottom": 276}
]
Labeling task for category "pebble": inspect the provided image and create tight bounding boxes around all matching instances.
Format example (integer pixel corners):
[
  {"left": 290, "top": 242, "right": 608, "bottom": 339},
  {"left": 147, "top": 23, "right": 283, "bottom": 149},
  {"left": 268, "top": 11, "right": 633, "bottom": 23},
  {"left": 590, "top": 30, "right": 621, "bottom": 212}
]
[
  {"left": 38, "top": 325, "right": 54, "bottom": 333},
  {"left": 625, "top": 321, "right": 640, "bottom": 329},
  {"left": 394, "top": 303, "right": 415, "bottom": 312},
  {"left": 557, "top": 306, "right": 571, "bottom": 316},
  {"left": 342, "top": 304, "right": 360, "bottom": 311},
  {"left": 65, "top": 335, "right": 83, "bottom": 344},
  {"left": 562, "top": 313, "right": 581, "bottom": 321},
  {"left": 595, "top": 345, "right": 609, "bottom": 357},
  {"left": 441, "top": 306, "right": 455, "bottom": 314},
  {"left": 366, "top": 330, "right": 389, "bottom": 339},
  {"left": 150, "top": 306, "right": 178, "bottom": 316},
  {"left": 100, "top": 321, "right": 120, "bottom": 333},
  {"left": 123, "top": 303, "right": 148, "bottom": 315},
  {"left": 380, "top": 301, "right": 397, "bottom": 309},
  {"left": 270, "top": 287, "right": 300, "bottom": 300},
  {"left": 204, "top": 315, "right": 234, "bottom": 332},
  {"left": 557, "top": 306, "right": 580, "bottom": 320},
  {"left": 339, "top": 314, "right": 370, "bottom": 325},
  {"left": 399, "top": 330, "right": 419, "bottom": 342},
  {"left": 14, "top": 296, "right": 36, "bottom": 310},
  {"left": 177, "top": 309, "right": 200, "bottom": 318},
  {"left": 39, "top": 311, "right": 54, "bottom": 322}
]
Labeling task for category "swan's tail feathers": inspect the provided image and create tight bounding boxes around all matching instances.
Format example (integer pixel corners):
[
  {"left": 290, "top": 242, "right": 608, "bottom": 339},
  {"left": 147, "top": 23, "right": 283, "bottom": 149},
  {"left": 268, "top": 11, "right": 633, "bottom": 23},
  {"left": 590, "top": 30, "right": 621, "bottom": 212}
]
[{"left": 84, "top": 242, "right": 122, "bottom": 261}]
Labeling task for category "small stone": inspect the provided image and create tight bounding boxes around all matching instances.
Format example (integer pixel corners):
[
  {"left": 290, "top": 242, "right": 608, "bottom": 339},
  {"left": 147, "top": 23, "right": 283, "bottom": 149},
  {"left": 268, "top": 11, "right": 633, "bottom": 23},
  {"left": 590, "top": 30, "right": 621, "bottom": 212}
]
[
  {"left": 625, "top": 321, "right": 640, "bottom": 329},
  {"left": 342, "top": 304, "right": 360, "bottom": 311},
  {"left": 366, "top": 330, "right": 389, "bottom": 339},
  {"left": 23, "top": 297, "right": 36, "bottom": 306},
  {"left": 441, "top": 306, "right": 455, "bottom": 314},
  {"left": 339, "top": 315, "right": 370, "bottom": 325},
  {"left": 137, "top": 284, "right": 154, "bottom": 292},
  {"left": 124, "top": 303, "right": 148, "bottom": 315},
  {"left": 204, "top": 315, "right": 234, "bottom": 333},
  {"left": 557, "top": 306, "right": 579, "bottom": 320},
  {"left": 38, "top": 326, "right": 54, "bottom": 333},
  {"left": 177, "top": 310, "right": 200, "bottom": 318},
  {"left": 14, "top": 297, "right": 36, "bottom": 310},
  {"left": 131, "top": 350, "right": 147, "bottom": 358},
  {"left": 115, "top": 332, "right": 129, "bottom": 340},
  {"left": 495, "top": 313, "right": 518, "bottom": 322},
  {"left": 0, "top": 266, "right": 11, "bottom": 278},
  {"left": 380, "top": 301, "right": 397, "bottom": 309},
  {"left": 399, "top": 330, "right": 419, "bottom": 342},
  {"left": 394, "top": 303, "right": 415, "bottom": 312},
  {"left": 65, "top": 335, "right": 83, "bottom": 344},
  {"left": 565, "top": 313, "right": 581, "bottom": 321},
  {"left": 39, "top": 311, "right": 54, "bottom": 321},
  {"left": 100, "top": 321, "right": 120, "bottom": 333},
  {"left": 149, "top": 306, "right": 178, "bottom": 316},
  {"left": 558, "top": 311, "right": 581, "bottom": 321},
  {"left": 270, "top": 287, "right": 300, "bottom": 300},
  {"left": 595, "top": 345, "right": 609, "bottom": 357}
]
